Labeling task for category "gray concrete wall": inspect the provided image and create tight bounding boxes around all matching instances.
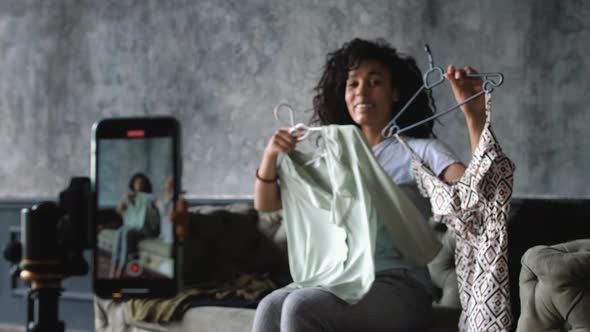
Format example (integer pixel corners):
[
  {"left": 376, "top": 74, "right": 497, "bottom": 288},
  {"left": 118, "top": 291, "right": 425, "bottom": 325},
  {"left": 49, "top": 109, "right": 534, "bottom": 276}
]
[
  {"left": 98, "top": 137, "right": 173, "bottom": 206},
  {"left": 0, "top": 0, "right": 589, "bottom": 199}
]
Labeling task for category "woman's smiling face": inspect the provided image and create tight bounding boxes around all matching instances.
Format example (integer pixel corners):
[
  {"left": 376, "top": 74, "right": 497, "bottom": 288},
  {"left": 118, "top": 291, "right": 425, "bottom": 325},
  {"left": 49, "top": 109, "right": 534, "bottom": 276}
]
[{"left": 345, "top": 59, "right": 398, "bottom": 131}]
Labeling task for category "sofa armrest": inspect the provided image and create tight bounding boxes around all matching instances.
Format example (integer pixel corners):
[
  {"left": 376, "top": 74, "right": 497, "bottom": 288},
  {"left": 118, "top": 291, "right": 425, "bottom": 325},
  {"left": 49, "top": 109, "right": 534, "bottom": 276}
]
[{"left": 516, "top": 239, "right": 590, "bottom": 332}]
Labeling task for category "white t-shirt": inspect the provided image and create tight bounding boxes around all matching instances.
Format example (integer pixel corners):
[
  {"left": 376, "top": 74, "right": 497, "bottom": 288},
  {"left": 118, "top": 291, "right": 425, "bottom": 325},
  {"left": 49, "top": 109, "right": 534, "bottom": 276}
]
[{"left": 372, "top": 136, "right": 460, "bottom": 185}]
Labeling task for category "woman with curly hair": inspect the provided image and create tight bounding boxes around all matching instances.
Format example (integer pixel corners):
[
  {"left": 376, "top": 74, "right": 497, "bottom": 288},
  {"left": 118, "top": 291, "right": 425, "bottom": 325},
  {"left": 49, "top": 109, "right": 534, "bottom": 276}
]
[
  {"left": 110, "top": 172, "right": 160, "bottom": 278},
  {"left": 253, "top": 38, "right": 486, "bottom": 331}
]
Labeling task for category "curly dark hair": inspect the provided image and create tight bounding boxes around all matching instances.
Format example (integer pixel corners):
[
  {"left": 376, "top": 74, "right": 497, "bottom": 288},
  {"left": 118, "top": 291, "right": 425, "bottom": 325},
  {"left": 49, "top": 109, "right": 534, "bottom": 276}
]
[
  {"left": 128, "top": 172, "right": 153, "bottom": 193},
  {"left": 311, "top": 38, "right": 436, "bottom": 138}
]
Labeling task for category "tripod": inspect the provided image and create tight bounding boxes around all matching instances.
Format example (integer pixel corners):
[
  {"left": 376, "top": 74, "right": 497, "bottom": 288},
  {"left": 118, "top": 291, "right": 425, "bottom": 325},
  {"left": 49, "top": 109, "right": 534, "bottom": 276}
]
[
  {"left": 19, "top": 201, "right": 71, "bottom": 332},
  {"left": 4, "top": 178, "right": 92, "bottom": 332}
]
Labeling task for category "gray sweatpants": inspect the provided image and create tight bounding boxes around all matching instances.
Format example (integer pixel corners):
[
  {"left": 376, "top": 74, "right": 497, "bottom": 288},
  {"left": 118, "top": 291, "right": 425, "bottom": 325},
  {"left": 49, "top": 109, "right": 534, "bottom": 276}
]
[{"left": 251, "top": 269, "right": 433, "bottom": 332}]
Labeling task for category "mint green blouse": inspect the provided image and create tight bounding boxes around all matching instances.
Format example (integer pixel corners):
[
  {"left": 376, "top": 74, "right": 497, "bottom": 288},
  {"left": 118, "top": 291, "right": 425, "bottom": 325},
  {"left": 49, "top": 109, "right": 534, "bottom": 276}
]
[{"left": 277, "top": 125, "right": 441, "bottom": 303}]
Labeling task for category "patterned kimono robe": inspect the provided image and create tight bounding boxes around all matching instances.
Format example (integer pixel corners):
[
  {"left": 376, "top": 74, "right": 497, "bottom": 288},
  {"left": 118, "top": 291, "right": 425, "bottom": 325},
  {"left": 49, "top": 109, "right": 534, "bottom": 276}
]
[{"left": 398, "top": 97, "right": 516, "bottom": 332}]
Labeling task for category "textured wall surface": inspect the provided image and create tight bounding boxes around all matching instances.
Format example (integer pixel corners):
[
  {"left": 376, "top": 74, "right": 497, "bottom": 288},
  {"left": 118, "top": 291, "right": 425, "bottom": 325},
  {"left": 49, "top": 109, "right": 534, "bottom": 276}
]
[
  {"left": 98, "top": 137, "right": 173, "bottom": 206},
  {"left": 0, "top": 0, "right": 589, "bottom": 199}
]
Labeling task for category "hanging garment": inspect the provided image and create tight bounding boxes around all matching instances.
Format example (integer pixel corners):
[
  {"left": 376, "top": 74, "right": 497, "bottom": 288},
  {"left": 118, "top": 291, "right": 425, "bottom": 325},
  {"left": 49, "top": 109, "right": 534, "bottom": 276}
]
[
  {"left": 277, "top": 125, "right": 441, "bottom": 304},
  {"left": 157, "top": 194, "right": 174, "bottom": 244},
  {"left": 122, "top": 192, "right": 151, "bottom": 229},
  {"left": 398, "top": 95, "right": 516, "bottom": 332}
]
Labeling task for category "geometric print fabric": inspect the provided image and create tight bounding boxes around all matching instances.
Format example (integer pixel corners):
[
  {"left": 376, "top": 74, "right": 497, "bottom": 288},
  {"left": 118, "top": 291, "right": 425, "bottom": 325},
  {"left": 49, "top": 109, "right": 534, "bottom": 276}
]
[{"left": 399, "top": 95, "right": 516, "bottom": 332}]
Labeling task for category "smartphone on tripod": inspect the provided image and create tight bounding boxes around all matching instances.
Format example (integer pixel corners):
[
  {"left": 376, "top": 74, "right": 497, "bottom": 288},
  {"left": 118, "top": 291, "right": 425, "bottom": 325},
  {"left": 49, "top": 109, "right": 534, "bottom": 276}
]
[{"left": 91, "top": 116, "right": 181, "bottom": 298}]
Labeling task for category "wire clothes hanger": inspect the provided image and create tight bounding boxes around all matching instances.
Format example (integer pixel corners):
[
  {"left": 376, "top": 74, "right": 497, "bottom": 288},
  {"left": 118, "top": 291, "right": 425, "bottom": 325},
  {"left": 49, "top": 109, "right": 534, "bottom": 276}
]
[
  {"left": 273, "top": 103, "right": 326, "bottom": 167},
  {"left": 381, "top": 44, "right": 504, "bottom": 139},
  {"left": 273, "top": 103, "right": 321, "bottom": 141}
]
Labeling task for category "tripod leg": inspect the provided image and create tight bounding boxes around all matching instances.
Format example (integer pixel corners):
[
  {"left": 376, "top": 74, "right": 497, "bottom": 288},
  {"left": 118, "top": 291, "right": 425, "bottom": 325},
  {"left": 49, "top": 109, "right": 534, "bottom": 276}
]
[{"left": 26, "top": 287, "right": 65, "bottom": 332}]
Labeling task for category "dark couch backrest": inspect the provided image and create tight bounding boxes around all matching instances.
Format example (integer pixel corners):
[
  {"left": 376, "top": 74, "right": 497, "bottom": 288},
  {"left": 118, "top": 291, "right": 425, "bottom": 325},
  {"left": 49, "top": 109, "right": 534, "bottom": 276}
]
[{"left": 181, "top": 202, "right": 288, "bottom": 287}]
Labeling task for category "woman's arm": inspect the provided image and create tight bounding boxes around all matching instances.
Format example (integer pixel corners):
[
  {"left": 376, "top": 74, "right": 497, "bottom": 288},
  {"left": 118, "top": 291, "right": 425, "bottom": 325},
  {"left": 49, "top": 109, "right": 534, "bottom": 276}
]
[
  {"left": 442, "top": 162, "right": 467, "bottom": 182},
  {"left": 254, "top": 128, "right": 298, "bottom": 212},
  {"left": 439, "top": 65, "right": 487, "bottom": 183},
  {"left": 445, "top": 65, "right": 487, "bottom": 154}
]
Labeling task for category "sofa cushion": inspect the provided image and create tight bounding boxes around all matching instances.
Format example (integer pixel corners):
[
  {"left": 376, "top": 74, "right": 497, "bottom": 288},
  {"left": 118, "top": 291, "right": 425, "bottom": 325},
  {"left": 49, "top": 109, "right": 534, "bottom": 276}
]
[
  {"left": 138, "top": 238, "right": 172, "bottom": 257},
  {"left": 95, "top": 296, "right": 460, "bottom": 332},
  {"left": 98, "top": 228, "right": 116, "bottom": 251}
]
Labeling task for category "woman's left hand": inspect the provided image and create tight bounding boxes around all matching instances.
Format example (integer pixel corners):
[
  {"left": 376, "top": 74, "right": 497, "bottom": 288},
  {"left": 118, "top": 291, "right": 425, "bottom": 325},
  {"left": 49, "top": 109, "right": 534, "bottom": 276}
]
[{"left": 445, "top": 65, "right": 486, "bottom": 125}]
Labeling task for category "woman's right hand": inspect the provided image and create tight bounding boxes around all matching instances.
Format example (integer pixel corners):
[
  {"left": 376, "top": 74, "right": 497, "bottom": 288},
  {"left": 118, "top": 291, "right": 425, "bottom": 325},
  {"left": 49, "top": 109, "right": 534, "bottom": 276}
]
[
  {"left": 263, "top": 127, "right": 299, "bottom": 158},
  {"left": 255, "top": 127, "right": 300, "bottom": 212}
]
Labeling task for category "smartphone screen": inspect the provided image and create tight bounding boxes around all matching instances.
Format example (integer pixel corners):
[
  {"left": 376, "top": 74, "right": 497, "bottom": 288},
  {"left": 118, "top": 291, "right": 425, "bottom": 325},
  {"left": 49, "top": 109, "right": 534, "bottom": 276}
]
[{"left": 92, "top": 117, "right": 180, "bottom": 298}]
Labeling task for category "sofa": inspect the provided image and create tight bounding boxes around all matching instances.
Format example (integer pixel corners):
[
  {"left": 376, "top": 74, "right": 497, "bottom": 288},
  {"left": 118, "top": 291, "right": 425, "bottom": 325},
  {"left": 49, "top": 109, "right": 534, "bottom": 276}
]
[{"left": 95, "top": 198, "right": 590, "bottom": 332}]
